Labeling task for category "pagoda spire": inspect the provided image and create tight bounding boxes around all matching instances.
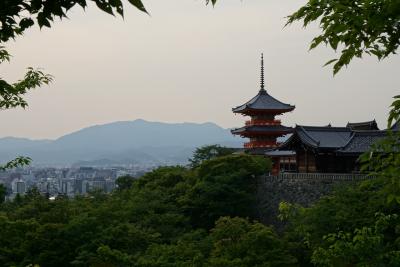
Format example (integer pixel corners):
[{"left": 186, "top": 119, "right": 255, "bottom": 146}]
[{"left": 260, "top": 53, "right": 265, "bottom": 92}]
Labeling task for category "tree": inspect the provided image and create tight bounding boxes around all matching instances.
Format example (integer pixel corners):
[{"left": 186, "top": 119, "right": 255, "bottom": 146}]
[
  {"left": 287, "top": 0, "right": 400, "bottom": 74},
  {"left": 183, "top": 154, "right": 271, "bottom": 229},
  {"left": 311, "top": 213, "right": 400, "bottom": 267},
  {"left": 208, "top": 217, "right": 297, "bottom": 267},
  {"left": 115, "top": 175, "right": 136, "bottom": 191},
  {"left": 0, "top": 184, "right": 6, "bottom": 203},
  {"left": 189, "top": 145, "right": 236, "bottom": 168}
]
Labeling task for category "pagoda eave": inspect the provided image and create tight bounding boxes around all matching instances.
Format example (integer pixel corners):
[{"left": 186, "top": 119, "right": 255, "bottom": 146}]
[
  {"left": 233, "top": 131, "right": 291, "bottom": 138},
  {"left": 233, "top": 107, "right": 295, "bottom": 116}
]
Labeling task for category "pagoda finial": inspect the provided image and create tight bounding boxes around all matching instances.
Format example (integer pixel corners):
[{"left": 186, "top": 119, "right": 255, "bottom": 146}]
[{"left": 260, "top": 53, "right": 265, "bottom": 92}]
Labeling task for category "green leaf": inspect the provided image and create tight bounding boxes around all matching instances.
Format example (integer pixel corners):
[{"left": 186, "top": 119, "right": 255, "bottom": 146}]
[
  {"left": 127, "top": 0, "right": 148, "bottom": 13},
  {"left": 323, "top": 59, "right": 338, "bottom": 67}
]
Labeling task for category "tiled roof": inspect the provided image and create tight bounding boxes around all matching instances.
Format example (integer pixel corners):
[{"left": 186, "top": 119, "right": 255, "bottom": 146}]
[
  {"left": 346, "top": 120, "right": 379, "bottom": 130},
  {"left": 295, "top": 125, "right": 352, "bottom": 149},
  {"left": 232, "top": 89, "right": 295, "bottom": 113},
  {"left": 338, "top": 131, "right": 387, "bottom": 154}
]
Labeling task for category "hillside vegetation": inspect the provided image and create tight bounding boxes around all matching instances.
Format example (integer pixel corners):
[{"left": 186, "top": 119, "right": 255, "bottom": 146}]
[{"left": 1, "top": 141, "right": 400, "bottom": 267}]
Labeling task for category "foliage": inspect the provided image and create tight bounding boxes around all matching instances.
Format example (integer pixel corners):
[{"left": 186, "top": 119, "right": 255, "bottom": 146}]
[
  {"left": 0, "top": 0, "right": 146, "bottom": 43},
  {"left": 0, "top": 156, "right": 31, "bottom": 171},
  {"left": 209, "top": 216, "right": 297, "bottom": 267},
  {"left": 359, "top": 96, "right": 400, "bottom": 204},
  {"left": 281, "top": 178, "right": 390, "bottom": 266},
  {"left": 388, "top": 95, "right": 400, "bottom": 128},
  {"left": 0, "top": 184, "right": 6, "bottom": 203},
  {"left": 287, "top": 0, "right": 400, "bottom": 74},
  {"left": 0, "top": 154, "right": 273, "bottom": 266},
  {"left": 183, "top": 154, "right": 270, "bottom": 229},
  {"left": 115, "top": 175, "right": 136, "bottom": 190},
  {"left": 189, "top": 145, "right": 236, "bottom": 168},
  {"left": 311, "top": 213, "right": 400, "bottom": 267}
]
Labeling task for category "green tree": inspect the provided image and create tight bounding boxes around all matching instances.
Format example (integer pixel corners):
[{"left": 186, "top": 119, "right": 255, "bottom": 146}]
[
  {"left": 311, "top": 213, "right": 400, "bottom": 267},
  {"left": 208, "top": 217, "right": 297, "bottom": 267},
  {"left": 183, "top": 154, "right": 270, "bottom": 229},
  {"left": 115, "top": 175, "right": 136, "bottom": 191},
  {"left": 189, "top": 145, "right": 237, "bottom": 168}
]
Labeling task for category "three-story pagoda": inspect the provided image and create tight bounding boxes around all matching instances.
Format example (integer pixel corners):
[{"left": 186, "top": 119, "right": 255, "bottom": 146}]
[{"left": 231, "top": 54, "right": 295, "bottom": 154}]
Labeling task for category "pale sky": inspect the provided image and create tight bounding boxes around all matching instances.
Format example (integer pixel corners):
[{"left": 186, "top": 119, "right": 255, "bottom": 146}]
[{"left": 0, "top": 0, "right": 399, "bottom": 139}]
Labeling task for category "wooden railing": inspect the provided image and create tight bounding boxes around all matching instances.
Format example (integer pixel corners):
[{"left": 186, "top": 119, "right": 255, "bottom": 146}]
[
  {"left": 245, "top": 119, "right": 281, "bottom": 126},
  {"left": 244, "top": 141, "right": 278, "bottom": 148},
  {"left": 264, "top": 172, "right": 372, "bottom": 181}
]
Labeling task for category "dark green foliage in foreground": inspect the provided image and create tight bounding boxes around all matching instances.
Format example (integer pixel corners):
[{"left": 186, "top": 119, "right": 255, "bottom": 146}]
[
  {"left": 287, "top": 0, "right": 400, "bottom": 74},
  {"left": 0, "top": 154, "right": 282, "bottom": 267}
]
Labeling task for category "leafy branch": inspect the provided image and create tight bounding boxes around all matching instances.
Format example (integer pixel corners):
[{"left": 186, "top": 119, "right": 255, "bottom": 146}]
[
  {"left": 0, "top": 67, "right": 53, "bottom": 110},
  {"left": 0, "top": 156, "right": 31, "bottom": 171},
  {"left": 0, "top": 0, "right": 150, "bottom": 43},
  {"left": 287, "top": 0, "right": 400, "bottom": 75}
]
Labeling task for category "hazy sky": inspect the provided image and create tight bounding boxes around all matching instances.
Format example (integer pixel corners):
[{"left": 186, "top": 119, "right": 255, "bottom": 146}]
[{"left": 0, "top": 0, "right": 399, "bottom": 139}]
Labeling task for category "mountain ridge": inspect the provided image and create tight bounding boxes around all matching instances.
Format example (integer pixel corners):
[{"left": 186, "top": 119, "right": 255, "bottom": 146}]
[{"left": 0, "top": 119, "right": 242, "bottom": 166}]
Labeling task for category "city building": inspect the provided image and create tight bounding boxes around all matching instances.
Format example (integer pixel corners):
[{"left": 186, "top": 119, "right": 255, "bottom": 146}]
[{"left": 12, "top": 179, "right": 26, "bottom": 195}]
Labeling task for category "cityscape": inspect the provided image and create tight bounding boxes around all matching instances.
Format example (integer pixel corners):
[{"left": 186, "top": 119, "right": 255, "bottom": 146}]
[{"left": 1, "top": 165, "right": 155, "bottom": 199}]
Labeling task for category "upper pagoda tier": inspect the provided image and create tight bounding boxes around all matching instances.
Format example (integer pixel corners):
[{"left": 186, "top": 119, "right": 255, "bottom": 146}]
[
  {"left": 232, "top": 54, "right": 294, "bottom": 116},
  {"left": 232, "top": 88, "right": 295, "bottom": 115}
]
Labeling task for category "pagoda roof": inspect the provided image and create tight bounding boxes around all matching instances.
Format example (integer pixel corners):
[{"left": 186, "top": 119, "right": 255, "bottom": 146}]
[
  {"left": 232, "top": 89, "right": 295, "bottom": 114},
  {"left": 346, "top": 120, "right": 379, "bottom": 131},
  {"left": 231, "top": 125, "right": 293, "bottom": 135},
  {"left": 282, "top": 125, "right": 353, "bottom": 149}
]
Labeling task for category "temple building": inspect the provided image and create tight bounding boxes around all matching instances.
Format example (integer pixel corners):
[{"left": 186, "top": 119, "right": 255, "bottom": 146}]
[
  {"left": 231, "top": 54, "right": 295, "bottom": 157},
  {"left": 271, "top": 122, "right": 387, "bottom": 174},
  {"left": 231, "top": 55, "right": 395, "bottom": 175}
]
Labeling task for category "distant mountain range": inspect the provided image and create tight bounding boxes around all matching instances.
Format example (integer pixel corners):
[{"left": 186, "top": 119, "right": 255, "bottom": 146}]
[{"left": 0, "top": 119, "right": 243, "bottom": 167}]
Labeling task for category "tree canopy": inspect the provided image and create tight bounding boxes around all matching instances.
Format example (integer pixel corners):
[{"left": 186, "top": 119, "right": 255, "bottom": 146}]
[
  {"left": 189, "top": 145, "right": 236, "bottom": 168},
  {"left": 0, "top": 154, "right": 275, "bottom": 267}
]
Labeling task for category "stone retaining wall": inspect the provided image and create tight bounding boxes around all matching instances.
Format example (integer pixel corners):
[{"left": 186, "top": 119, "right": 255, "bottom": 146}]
[{"left": 256, "top": 173, "right": 371, "bottom": 228}]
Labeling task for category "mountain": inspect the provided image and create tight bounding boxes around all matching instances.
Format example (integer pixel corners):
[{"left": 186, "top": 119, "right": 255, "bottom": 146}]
[{"left": 0, "top": 119, "right": 243, "bottom": 166}]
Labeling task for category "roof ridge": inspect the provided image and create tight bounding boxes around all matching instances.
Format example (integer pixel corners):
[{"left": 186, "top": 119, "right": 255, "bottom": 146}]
[
  {"left": 298, "top": 126, "right": 320, "bottom": 147},
  {"left": 347, "top": 119, "right": 376, "bottom": 125},
  {"left": 297, "top": 125, "right": 350, "bottom": 131},
  {"left": 341, "top": 131, "right": 356, "bottom": 149}
]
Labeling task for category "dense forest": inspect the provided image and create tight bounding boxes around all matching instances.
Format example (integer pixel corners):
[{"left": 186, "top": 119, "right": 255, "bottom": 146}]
[{"left": 1, "top": 134, "right": 400, "bottom": 266}]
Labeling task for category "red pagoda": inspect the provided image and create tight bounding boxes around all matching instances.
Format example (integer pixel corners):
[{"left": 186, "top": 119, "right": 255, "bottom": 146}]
[{"left": 231, "top": 54, "right": 295, "bottom": 154}]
